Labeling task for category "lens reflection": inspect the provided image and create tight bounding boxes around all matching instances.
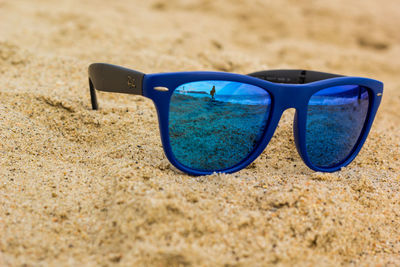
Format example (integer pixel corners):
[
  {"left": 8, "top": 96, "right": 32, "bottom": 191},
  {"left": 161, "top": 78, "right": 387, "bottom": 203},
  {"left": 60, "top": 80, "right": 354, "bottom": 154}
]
[
  {"left": 169, "top": 80, "right": 271, "bottom": 171},
  {"left": 306, "top": 85, "right": 370, "bottom": 167}
]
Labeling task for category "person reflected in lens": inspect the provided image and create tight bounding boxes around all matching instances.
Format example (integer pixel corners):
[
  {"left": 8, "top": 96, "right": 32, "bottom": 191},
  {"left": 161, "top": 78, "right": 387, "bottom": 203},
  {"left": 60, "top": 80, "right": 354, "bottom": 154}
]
[{"left": 210, "top": 85, "right": 216, "bottom": 100}]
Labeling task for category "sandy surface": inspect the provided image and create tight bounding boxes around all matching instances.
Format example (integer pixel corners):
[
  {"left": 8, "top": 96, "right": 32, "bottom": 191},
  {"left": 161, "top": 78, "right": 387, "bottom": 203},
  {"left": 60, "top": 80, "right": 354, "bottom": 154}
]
[{"left": 1, "top": 0, "right": 399, "bottom": 266}]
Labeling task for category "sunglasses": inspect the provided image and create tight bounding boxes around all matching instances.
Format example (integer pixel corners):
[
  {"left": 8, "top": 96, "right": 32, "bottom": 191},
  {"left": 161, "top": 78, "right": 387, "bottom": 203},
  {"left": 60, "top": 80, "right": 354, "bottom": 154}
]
[{"left": 88, "top": 63, "right": 383, "bottom": 175}]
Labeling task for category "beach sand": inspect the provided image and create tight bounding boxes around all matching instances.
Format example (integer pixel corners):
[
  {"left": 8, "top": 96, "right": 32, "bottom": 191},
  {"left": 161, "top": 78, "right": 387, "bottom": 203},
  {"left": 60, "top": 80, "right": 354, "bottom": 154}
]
[{"left": 1, "top": 0, "right": 399, "bottom": 265}]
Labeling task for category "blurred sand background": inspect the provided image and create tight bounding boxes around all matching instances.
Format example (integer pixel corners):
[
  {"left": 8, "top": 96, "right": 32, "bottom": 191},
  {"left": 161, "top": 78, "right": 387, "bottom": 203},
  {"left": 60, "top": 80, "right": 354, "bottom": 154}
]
[{"left": 1, "top": 0, "right": 400, "bottom": 266}]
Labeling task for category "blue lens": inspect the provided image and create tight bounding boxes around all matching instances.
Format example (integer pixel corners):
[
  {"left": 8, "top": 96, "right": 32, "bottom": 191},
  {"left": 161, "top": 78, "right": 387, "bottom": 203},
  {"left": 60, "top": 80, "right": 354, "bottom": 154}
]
[
  {"left": 169, "top": 80, "right": 271, "bottom": 171},
  {"left": 306, "top": 85, "right": 370, "bottom": 167}
]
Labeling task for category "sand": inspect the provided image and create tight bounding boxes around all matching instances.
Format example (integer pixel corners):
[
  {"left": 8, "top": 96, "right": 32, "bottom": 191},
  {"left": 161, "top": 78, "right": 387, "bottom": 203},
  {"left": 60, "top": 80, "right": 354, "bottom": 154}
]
[{"left": 0, "top": 0, "right": 399, "bottom": 266}]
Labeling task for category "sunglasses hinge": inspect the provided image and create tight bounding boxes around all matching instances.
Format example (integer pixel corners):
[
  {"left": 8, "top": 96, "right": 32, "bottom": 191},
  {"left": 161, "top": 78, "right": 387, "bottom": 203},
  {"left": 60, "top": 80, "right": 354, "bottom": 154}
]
[{"left": 298, "top": 70, "right": 307, "bottom": 84}]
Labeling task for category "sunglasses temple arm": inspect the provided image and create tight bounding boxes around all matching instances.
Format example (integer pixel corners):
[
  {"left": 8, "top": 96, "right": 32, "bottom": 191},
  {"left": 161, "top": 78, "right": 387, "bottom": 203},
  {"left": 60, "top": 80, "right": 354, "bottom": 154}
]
[
  {"left": 88, "top": 63, "right": 145, "bottom": 110},
  {"left": 247, "top": 69, "right": 344, "bottom": 84},
  {"left": 89, "top": 78, "right": 98, "bottom": 110}
]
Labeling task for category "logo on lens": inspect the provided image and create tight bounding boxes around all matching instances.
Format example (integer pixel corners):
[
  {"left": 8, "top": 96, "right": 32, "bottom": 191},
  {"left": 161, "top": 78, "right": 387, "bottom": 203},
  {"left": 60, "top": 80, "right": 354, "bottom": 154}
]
[{"left": 127, "top": 76, "right": 136, "bottom": 89}]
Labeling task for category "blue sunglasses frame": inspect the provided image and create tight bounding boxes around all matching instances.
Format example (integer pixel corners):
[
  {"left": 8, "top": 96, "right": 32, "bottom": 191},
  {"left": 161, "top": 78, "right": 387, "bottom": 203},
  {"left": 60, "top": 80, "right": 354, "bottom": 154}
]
[{"left": 88, "top": 63, "right": 383, "bottom": 176}]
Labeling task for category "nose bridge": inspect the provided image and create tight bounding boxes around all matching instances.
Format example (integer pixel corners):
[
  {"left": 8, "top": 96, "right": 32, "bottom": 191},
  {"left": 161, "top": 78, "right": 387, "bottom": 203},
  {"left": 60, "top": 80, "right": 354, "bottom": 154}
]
[{"left": 275, "top": 85, "right": 306, "bottom": 110}]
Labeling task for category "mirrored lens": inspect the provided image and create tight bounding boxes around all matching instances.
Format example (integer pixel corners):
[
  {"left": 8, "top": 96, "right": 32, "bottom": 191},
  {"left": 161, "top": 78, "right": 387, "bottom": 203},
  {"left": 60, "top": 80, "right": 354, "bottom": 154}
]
[
  {"left": 306, "top": 85, "right": 370, "bottom": 167},
  {"left": 169, "top": 80, "right": 271, "bottom": 171}
]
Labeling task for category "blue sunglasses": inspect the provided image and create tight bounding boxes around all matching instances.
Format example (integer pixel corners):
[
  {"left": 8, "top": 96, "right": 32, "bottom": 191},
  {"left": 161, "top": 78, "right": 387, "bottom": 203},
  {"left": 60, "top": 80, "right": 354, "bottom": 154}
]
[{"left": 88, "top": 63, "right": 383, "bottom": 176}]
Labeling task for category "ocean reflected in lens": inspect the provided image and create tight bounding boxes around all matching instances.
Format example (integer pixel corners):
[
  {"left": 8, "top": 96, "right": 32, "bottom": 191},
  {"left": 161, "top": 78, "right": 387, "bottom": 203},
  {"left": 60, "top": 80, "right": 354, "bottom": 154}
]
[
  {"left": 169, "top": 80, "right": 271, "bottom": 171},
  {"left": 306, "top": 85, "right": 370, "bottom": 167}
]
